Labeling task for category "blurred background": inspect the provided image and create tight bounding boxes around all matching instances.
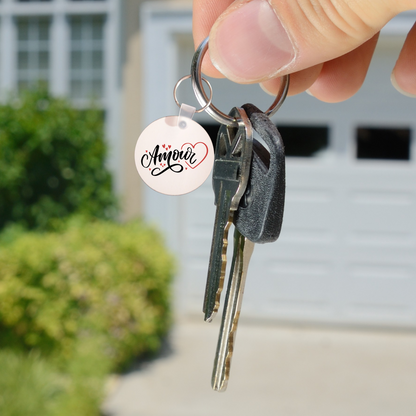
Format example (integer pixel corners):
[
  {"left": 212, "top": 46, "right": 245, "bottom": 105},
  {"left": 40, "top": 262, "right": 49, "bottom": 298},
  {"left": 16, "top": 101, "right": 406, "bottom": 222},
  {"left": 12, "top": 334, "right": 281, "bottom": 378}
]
[{"left": 1, "top": 1, "right": 416, "bottom": 415}]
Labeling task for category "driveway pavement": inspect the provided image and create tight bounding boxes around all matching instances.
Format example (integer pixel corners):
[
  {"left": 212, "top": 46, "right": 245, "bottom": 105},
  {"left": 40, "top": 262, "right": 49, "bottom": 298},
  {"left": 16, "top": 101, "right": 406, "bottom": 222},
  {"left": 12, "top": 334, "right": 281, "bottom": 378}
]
[{"left": 103, "top": 317, "right": 416, "bottom": 416}]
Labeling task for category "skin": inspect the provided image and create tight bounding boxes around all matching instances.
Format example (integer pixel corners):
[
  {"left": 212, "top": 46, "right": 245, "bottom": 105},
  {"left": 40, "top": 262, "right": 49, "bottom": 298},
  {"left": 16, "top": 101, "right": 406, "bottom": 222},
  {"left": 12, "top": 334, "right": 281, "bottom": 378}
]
[{"left": 193, "top": 0, "right": 416, "bottom": 102}]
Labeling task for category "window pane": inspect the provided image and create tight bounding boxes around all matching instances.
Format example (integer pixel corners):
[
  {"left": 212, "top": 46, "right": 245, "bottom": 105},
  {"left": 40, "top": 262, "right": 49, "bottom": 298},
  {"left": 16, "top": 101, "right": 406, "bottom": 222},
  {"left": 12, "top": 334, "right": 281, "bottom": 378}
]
[
  {"left": 71, "top": 50, "right": 82, "bottom": 70},
  {"left": 198, "top": 124, "right": 330, "bottom": 158},
  {"left": 92, "top": 79, "right": 103, "bottom": 96},
  {"left": 17, "top": 17, "right": 51, "bottom": 92},
  {"left": 198, "top": 124, "right": 219, "bottom": 150},
  {"left": 18, "top": 21, "right": 29, "bottom": 41},
  {"left": 356, "top": 127, "right": 411, "bottom": 161},
  {"left": 92, "top": 50, "right": 102, "bottom": 69},
  {"left": 278, "top": 126, "right": 329, "bottom": 157},
  {"left": 39, "top": 20, "right": 50, "bottom": 41},
  {"left": 18, "top": 51, "right": 29, "bottom": 69},
  {"left": 92, "top": 18, "right": 104, "bottom": 40},
  {"left": 39, "top": 51, "right": 49, "bottom": 70},
  {"left": 70, "top": 80, "right": 83, "bottom": 98},
  {"left": 71, "top": 20, "right": 82, "bottom": 41},
  {"left": 69, "top": 15, "right": 105, "bottom": 100}
]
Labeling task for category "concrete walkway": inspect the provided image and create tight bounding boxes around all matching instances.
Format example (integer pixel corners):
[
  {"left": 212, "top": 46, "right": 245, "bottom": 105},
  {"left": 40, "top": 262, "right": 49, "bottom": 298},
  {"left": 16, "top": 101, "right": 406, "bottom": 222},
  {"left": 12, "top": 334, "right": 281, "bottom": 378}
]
[{"left": 103, "top": 318, "right": 416, "bottom": 416}]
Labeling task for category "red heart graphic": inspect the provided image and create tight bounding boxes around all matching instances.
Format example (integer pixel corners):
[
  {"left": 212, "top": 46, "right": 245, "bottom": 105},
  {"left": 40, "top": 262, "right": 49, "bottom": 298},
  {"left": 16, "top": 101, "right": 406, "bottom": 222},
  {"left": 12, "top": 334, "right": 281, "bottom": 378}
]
[
  {"left": 168, "top": 145, "right": 171, "bottom": 149},
  {"left": 162, "top": 144, "right": 166, "bottom": 149},
  {"left": 181, "top": 142, "right": 209, "bottom": 169}
]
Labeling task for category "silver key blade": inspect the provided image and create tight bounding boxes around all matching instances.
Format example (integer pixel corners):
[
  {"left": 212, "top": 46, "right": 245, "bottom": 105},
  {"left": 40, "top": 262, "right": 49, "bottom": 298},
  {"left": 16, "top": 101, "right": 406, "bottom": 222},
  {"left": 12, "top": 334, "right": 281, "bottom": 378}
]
[
  {"left": 203, "top": 108, "right": 253, "bottom": 322},
  {"left": 212, "top": 228, "right": 254, "bottom": 392}
]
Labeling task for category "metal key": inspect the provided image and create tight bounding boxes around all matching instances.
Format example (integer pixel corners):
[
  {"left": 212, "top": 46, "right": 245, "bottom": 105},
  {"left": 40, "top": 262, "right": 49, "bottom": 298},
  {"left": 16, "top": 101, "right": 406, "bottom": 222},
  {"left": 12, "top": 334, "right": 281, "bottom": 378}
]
[
  {"left": 212, "top": 228, "right": 254, "bottom": 391},
  {"left": 210, "top": 104, "right": 286, "bottom": 391},
  {"left": 203, "top": 107, "right": 253, "bottom": 322}
]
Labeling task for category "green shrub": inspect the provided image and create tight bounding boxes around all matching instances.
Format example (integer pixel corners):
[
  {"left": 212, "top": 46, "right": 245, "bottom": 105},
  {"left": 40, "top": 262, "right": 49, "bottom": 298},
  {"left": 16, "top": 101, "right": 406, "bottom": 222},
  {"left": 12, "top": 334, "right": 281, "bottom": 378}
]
[
  {"left": 0, "top": 88, "right": 117, "bottom": 232},
  {"left": 0, "top": 350, "right": 63, "bottom": 416},
  {"left": 0, "top": 345, "right": 111, "bottom": 416},
  {"left": 0, "top": 218, "right": 174, "bottom": 370},
  {"left": 0, "top": 88, "right": 174, "bottom": 416}
]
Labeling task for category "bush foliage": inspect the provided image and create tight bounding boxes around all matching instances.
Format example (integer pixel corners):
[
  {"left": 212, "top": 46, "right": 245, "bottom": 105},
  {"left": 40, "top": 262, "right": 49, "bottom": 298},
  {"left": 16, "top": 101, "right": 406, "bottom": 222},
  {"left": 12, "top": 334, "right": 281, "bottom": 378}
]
[
  {"left": 0, "top": 218, "right": 174, "bottom": 370},
  {"left": 0, "top": 350, "right": 63, "bottom": 416},
  {"left": 0, "top": 88, "right": 117, "bottom": 231},
  {"left": 0, "top": 88, "right": 175, "bottom": 416}
]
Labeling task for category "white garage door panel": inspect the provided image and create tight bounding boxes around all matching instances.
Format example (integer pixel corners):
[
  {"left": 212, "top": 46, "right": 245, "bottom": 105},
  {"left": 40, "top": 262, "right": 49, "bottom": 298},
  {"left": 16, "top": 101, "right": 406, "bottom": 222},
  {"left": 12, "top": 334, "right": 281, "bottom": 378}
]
[
  {"left": 340, "top": 166, "right": 416, "bottom": 325},
  {"left": 347, "top": 204, "right": 414, "bottom": 232},
  {"left": 236, "top": 163, "right": 340, "bottom": 321},
  {"left": 143, "top": 6, "right": 416, "bottom": 327},
  {"left": 344, "top": 279, "right": 415, "bottom": 324},
  {"left": 178, "top": 160, "right": 416, "bottom": 326}
]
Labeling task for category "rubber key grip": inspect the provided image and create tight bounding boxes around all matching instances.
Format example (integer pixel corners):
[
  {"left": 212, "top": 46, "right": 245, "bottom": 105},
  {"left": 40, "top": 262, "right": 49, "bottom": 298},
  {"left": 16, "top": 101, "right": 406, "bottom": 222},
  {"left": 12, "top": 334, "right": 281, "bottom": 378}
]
[{"left": 233, "top": 103, "right": 285, "bottom": 244}]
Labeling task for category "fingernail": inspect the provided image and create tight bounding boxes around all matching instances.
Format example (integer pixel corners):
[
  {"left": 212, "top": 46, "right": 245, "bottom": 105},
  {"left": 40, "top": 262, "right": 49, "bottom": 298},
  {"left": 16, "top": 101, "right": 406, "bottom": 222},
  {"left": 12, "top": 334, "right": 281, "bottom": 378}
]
[
  {"left": 391, "top": 72, "right": 416, "bottom": 98},
  {"left": 210, "top": 0, "right": 296, "bottom": 83},
  {"left": 305, "top": 89, "right": 315, "bottom": 97}
]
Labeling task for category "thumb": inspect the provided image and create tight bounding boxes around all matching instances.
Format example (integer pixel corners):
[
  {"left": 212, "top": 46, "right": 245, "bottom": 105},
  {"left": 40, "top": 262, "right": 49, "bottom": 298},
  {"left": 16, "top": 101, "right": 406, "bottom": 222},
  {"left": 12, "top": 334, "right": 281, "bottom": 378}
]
[{"left": 209, "top": 0, "right": 410, "bottom": 83}]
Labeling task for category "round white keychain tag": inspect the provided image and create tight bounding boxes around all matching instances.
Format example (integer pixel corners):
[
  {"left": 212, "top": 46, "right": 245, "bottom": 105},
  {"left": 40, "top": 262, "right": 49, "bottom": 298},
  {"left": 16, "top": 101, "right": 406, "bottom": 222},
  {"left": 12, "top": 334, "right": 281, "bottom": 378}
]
[{"left": 135, "top": 112, "right": 214, "bottom": 195}]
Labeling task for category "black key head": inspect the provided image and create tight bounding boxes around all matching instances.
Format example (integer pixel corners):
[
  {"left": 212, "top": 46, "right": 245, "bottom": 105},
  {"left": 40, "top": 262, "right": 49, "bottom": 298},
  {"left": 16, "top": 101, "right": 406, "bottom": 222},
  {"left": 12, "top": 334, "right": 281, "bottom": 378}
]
[{"left": 234, "top": 103, "right": 285, "bottom": 244}]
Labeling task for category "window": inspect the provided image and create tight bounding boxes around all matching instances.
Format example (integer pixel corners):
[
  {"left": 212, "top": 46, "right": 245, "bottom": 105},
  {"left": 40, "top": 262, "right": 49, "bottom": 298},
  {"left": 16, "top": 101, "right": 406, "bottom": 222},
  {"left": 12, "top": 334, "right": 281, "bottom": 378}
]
[
  {"left": 70, "top": 15, "right": 105, "bottom": 100},
  {"left": 0, "top": 0, "right": 118, "bottom": 194},
  {"left": 199, "top": 124, "right": 330, "bottom": 158},
  {"left": 278, "top": 125, "right": 329, "bottom": 157},
  {"left": 198, "top": 124, "right": 218, "bottom": 149},
  {"left": 356, "top": 127, "right": 411, "bottom": 161},
  {"left": 17, "top": 17, "right": 51, "bottom": 91}
]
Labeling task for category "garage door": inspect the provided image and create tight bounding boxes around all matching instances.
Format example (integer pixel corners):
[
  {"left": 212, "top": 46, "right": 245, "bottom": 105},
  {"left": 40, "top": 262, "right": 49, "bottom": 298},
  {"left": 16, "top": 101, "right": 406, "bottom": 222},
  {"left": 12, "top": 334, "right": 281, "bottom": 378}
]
[{"left": 142, "top": 4, "right": 416, "bottom": 327}]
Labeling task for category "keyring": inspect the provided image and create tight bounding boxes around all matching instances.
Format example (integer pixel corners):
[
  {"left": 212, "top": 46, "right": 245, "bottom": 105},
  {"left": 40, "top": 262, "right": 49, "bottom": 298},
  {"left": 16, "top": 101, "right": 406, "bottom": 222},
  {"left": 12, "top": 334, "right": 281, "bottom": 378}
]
[
  {"left": 191, "top": 37, "right": 290, "bottom": 127},
  {"left": 174, "top": 74, "right": 213, "bottom": 113}
]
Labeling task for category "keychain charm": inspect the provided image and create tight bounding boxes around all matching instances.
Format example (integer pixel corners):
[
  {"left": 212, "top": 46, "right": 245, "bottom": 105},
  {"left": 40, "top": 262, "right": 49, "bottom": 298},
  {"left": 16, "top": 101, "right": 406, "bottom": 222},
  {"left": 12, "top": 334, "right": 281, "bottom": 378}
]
[{"left": 135, "top": 75, "right": 215, "bottom": 195}]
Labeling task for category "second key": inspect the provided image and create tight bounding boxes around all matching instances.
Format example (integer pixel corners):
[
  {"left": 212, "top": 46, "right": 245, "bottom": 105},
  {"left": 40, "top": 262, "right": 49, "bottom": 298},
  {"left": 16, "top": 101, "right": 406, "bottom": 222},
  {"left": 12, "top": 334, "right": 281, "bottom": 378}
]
[{"left": 203, "top": 107, "right": 253, "bottom": 322}]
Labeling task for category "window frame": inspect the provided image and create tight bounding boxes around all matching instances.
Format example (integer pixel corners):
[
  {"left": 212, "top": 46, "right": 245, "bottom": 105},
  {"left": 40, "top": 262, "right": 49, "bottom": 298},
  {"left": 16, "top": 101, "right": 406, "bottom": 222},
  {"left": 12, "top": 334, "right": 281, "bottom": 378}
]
[
  {"left": 16, "top": 15, "right": 52, "bottom": 91},
  {"left": 0, "top": 0, "right": 122, "bottom": 194}
]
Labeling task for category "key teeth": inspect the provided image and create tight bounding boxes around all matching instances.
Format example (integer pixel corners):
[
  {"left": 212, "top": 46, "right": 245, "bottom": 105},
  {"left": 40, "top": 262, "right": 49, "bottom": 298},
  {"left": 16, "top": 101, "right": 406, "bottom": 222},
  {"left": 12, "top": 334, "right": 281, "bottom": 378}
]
[
  {"left": 211, "top": 231, "right": 255, "bottom": 392},
  {"left": 212, "top": 311, "right": 239, "bottom": 392},
  {"left": 203, "top": 214, "right": 233, "bottom": 321}
]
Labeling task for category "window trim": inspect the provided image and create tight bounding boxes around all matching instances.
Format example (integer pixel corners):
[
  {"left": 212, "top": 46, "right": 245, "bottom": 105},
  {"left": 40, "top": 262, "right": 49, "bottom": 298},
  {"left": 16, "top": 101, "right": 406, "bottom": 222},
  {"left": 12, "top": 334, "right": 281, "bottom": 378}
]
[{"left": 0, "top": 0, "right": 122, "bottom": 195}]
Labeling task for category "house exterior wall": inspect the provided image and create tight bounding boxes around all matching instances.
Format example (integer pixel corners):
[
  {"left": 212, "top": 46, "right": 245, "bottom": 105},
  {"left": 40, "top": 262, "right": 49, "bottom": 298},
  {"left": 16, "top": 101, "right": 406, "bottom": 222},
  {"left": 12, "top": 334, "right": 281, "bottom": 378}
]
[
  {"left": 120, "top": 0, "right": 145, "bottom": 220},
  {"left": 120, "top": 0, "right": 183, "bottom": 220}
]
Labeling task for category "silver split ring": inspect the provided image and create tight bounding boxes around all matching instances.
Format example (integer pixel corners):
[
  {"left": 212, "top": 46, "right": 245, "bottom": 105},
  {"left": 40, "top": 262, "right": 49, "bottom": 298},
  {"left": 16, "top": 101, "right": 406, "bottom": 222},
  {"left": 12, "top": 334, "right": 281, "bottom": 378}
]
[
  {"left": 191, "top": 36, "right": 290, "bottom": 127},
  {"left": 174, "top": 74, "right": 213, "bottom": 113}
]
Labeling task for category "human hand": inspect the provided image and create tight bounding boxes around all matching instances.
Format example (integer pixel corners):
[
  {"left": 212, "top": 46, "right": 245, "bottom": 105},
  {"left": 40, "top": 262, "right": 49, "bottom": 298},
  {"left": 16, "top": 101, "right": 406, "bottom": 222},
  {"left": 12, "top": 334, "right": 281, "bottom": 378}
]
[{"left": 193, "top": 0, "right": 416, "bottom": 102}]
